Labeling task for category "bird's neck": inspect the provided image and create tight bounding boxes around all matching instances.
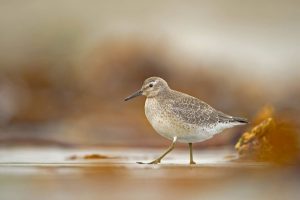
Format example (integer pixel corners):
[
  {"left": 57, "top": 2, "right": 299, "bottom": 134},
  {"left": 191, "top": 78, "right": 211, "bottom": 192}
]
[{"left": 147, "top": 87, "right": 172, "bottom": 100}]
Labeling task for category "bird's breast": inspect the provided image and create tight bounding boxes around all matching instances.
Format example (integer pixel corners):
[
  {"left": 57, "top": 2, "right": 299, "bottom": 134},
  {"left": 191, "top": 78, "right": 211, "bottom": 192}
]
[
  {"left": 145, "top": 98, "right": 174, "bottom": 139},
  {"left": 144, "top": 98, "right": 165, "bottom": 128},
  {"left": 145, "top": 98, "right": 195, "bottom": 141}
]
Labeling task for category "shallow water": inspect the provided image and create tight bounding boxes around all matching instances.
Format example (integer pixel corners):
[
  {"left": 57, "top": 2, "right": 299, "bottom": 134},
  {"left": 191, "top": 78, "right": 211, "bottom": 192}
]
[{"left": 0, "top": 147, "right": 298, "bottom": 200}]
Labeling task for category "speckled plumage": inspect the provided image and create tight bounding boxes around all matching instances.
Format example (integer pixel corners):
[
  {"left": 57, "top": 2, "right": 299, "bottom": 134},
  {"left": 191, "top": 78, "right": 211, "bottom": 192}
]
[
  {"left": 142, "top": 77, "right": 248, "bottom": 143},
  {"left": 125, "top": 76, "right": 247, "bottom": 144},
  {"left": 125, "top": 77, "right": 248, "bottom": 164}
]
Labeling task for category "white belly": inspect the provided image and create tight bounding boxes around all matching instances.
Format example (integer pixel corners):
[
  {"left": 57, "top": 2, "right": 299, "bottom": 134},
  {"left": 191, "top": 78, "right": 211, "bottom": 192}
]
[{"left": 144, "top": 98, "right": 230, "bottom": 143}]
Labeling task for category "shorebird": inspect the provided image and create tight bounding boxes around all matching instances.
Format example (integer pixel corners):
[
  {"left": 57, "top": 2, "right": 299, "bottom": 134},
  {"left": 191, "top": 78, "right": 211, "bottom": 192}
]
[{"left": 125, "top": 77, "right": 248, "bottom": 164}]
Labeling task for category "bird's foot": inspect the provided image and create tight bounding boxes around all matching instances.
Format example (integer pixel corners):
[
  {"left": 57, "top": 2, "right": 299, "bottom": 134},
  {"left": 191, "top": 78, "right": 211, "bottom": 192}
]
[
  {"left": 137, "top": 159, "right": 161, "bottom": 164},
  {"left": 190, "top": 160, "right": 196, "bottom": 165}
]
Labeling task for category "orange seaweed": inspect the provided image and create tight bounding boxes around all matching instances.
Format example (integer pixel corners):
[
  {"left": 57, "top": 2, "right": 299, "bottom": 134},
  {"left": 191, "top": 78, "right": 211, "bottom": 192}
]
[
  {"left": 67, "top": 154, "right": 111, "bottom": 160},
  {"left": 235, "top": 107, "right": 299, "bottom": 164}
]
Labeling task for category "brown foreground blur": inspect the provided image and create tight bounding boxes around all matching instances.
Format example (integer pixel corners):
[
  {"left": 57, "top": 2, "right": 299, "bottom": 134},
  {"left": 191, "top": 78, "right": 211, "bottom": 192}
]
[{"left": 1, "top": 146, "right": 300, "bottom": 200}]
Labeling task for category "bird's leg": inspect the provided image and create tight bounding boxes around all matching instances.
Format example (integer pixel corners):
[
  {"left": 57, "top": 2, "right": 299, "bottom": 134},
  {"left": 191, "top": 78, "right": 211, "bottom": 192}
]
[
  {"left": 189, "top": 143, "right": 196, "bottom": 165},
  {"left": 137, "top": 137, "right": 177, "bottom": 164}
]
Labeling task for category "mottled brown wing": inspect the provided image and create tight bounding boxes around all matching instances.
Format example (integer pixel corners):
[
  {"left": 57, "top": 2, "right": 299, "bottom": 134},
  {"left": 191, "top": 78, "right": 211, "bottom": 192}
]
[{"left": 169, "top": 96, "right": 220, "bottom": 126}]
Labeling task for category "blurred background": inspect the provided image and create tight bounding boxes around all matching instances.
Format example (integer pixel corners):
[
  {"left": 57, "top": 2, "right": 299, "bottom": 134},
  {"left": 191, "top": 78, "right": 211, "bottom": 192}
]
[{"left": 0, "top": 0, "right": 299, "bottom": 148}]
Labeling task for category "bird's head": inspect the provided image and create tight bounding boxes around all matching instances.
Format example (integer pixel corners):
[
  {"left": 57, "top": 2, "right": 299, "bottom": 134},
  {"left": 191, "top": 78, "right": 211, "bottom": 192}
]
[{"left": 124, "top": 77, "right": 169, "bottom": 101}]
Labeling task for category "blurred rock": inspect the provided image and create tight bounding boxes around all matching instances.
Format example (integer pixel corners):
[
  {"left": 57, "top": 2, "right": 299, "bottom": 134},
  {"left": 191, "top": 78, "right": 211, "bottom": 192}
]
[{"left": 235, "top": 107, "right": 299, "bottom": 164}]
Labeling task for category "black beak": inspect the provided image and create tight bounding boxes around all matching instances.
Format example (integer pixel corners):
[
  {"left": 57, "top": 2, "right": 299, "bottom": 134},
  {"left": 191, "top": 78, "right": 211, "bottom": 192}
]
[{"left": 124, "top": 90, "right": 143, "bottom": 101}]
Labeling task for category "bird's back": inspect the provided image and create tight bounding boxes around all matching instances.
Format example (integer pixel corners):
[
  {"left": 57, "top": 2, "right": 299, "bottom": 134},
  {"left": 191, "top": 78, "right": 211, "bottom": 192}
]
[{"left": 162, "top": 89, "right": 247, "bottom": 126}]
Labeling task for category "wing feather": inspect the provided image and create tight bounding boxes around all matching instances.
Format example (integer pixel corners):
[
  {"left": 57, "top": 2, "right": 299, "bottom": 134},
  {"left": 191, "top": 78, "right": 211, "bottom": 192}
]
[{"left": 168, "top": 95, "right": 219, "bottom": 126}]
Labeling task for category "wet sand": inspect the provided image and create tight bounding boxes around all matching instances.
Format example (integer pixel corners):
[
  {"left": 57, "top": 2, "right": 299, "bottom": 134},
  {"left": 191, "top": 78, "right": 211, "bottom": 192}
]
[{"left": 0, "top": 147, "right": 299, "bottom": 200}]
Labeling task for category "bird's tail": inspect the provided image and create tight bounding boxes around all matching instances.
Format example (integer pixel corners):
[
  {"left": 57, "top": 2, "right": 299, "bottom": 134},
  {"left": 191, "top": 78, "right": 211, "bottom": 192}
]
[
  {"left": 232, "top": 116, "right": 248, "bottom": 124},
  {"left": 217, "top": 111, "right": 248, "bottom": 124}
]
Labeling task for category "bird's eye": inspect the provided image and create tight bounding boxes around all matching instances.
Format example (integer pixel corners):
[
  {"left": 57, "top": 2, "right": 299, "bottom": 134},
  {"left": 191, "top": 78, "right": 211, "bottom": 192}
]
[{"left": 149, "top": 83, "right": 153, "bottom": 88}]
